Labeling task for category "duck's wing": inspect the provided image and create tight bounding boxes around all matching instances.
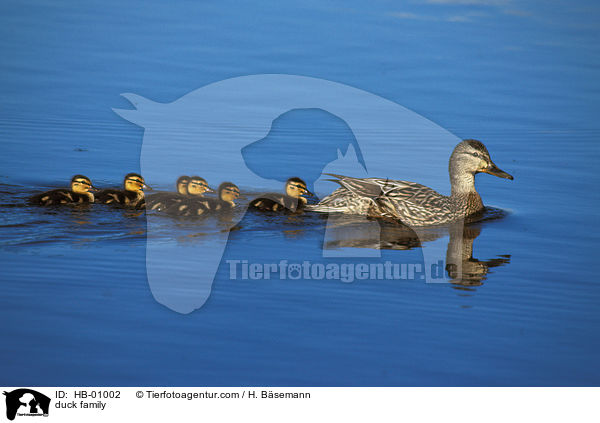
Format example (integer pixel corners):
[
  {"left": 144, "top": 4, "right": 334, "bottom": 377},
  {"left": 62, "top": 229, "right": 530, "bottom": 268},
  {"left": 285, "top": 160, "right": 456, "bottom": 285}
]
[
  {"left": 305, "top": 186, "right": 375, "bottom": 214},
  {"left": 320, "top": 174, "right": 453, "bottom": 225},
  {"left": 146, "top": 192, "right": 184, "bottom": 210},
  {"left": 168, "top": 197, "right": 215, "bottom": 216},
  {"left": 249, "top": 193, "right": 301, "bottom": 212},
  {"left": 249, "top": 194, "right": 280, "bottom": 211},
  {"left": 29, "top": 189, "right": 73, "bottom": 206},
  {"left": 95, "top": 189, "right": 123, "bottom": 204}
]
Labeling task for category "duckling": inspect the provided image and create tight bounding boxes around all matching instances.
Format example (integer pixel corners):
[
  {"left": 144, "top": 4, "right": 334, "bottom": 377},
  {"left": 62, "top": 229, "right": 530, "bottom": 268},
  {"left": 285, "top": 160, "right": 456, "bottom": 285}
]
[
  {"left": 186, "top": 176, "right": 213, "bottom": 197},
  {"left": 307, "top": 140, "right": 513, "bottom": 226},
  {"left": 146, "top": 175, "right": 190, "bottom": 211},
  {"left": 29, "top": 175, "right": 97, "bottom": 206},
  {"left": 173, "top": 182, "right": 240, "bottom": 217},
  {"left": 249, "top": 177, "right": 311, "bottom": 213},
  {"left": 96, "top": 172, "right": 150, "bottom": 209},
  {"left": 147, "top": 176, "right": 214, "bottom": 212}
]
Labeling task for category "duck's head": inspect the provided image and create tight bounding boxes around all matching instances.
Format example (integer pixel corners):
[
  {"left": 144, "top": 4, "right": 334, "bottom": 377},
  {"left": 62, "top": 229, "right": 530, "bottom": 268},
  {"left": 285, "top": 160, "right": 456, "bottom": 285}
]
[
  {"left": 124, "top": 173, "right": 151, "bottom": 192},
  {"left": 70, "top": 175, "right": 97, "bottom": 194},
  {"left": 187, "top": 176, "right": 214, "bottom": 196},
  {"left": 218, "top": 182, "right": 240, "bottom": 205},
  {"left": 176, "top": 175, "right": 190, "bottom": 195},
  {"left": 449, "top": 140, "right": 513, "bottom": 188},
  {"left": 285, "top": 177, "right": 312, "bottom": 199}
]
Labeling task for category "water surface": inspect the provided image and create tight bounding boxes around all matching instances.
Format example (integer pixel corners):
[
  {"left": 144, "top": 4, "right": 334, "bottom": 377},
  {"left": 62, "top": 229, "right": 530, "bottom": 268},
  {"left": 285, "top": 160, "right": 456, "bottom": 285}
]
[{"left": 1, "top": 0, "right": 599, "bottom": 386}]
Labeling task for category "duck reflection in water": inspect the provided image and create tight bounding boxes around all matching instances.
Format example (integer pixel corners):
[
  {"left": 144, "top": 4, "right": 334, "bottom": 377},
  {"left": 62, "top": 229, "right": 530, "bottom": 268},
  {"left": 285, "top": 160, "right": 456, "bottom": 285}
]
[{"left": 322, "top": 211, "right": 510, "bottom": 286}]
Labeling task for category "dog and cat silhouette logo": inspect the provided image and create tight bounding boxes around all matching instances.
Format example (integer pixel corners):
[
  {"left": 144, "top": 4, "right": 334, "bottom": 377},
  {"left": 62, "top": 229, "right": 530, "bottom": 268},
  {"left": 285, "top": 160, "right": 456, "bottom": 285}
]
[{"left": 3, "top": 389, "right": 50, "bottom": 420}]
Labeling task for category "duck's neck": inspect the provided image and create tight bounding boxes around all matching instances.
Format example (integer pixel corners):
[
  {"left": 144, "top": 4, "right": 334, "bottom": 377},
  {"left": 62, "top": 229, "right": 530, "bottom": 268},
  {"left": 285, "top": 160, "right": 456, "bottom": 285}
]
[
  {"left": 450, "top": 171, "right": 476, "bottom": 197},
  {"left": 449, "top": 171, "right": 483, "bottom": 214}
]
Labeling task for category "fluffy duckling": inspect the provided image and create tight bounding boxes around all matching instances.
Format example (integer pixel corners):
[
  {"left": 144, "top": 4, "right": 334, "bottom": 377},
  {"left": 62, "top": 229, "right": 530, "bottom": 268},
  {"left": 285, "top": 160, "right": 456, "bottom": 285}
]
[
  {"left": 186, "top": 176, "right": 213, "bottom": 197},
  {"left": 29, "top": 175, "right": 97, "bottom": 206},
  {"left": 147, "top": 175, "right": 214, "bottom": 212},
  {"left": 96, "top": 172, "right": 150, "bottom": 209},
  {"left": 173, "top": 182, "right": 240, "bottom": 217},
  {"left": 249, "top": 177, "right": 311, "bottom": 213},
  {"left": 146, "top": 175, "right": 190, "bottom": 211}
]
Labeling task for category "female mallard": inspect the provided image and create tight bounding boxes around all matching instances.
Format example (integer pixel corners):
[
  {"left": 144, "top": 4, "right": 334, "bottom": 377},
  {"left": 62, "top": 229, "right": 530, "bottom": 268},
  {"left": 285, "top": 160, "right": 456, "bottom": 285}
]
[
  {"left": 173, "top": 182, "right": 240, "bottom": 217},
  {"left": 96, "top": 172, "right": 151, "bottom": 209},
  {"left": 307, "top": 140, "right": 513, "bottom": 226},
  {"left": 29, "top": 175, "right": 97, "bottom": 205},
  {"left": 249, "top": 177, "right": 311, "bottom": 213}
]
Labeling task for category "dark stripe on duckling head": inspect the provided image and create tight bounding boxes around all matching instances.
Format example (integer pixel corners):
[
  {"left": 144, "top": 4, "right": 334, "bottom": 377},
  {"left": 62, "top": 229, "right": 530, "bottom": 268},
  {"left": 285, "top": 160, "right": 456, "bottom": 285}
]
[
  {"left": 190, "top": 176, "right": 207, "bottom": 185},
  {"left": 188, "top": 176, "right": 212, "bottom": 195},
  {"left": 71, "top": 174, "right": 92, "bottom": 184},
  {"left": 286, "top": 177, "right": 307, "bottom": 188},
  {"left": 176, "top": 175, "right": 190, "bottom": 185},
  {"left": 286, "top": 176, "right": 311, "bottom": 198},
  {"left": 218, "top": 182, "right": 240, "bottom": 199},
  {"left": 124, "top": 172, "right": 148, "bottom": 188},
  {"left": 124, "top": 172, "right": 144, "bottom": 183}
]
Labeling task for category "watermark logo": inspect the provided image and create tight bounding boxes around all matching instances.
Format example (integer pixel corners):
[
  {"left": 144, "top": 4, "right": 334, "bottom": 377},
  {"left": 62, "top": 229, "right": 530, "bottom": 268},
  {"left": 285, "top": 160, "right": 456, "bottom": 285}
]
[
  {"left": 227, "top": 260, "right": 448, "bottom": 283},
  {"left": 114, "top": 74, "right": 463, "bottom": 314},
  {"left": 3, "top": 389, "right": 50, "bottom": 420}
]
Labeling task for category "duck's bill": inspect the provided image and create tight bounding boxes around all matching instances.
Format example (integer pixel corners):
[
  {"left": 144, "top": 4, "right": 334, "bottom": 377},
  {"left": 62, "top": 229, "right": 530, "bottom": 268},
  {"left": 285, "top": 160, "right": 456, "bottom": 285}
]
[
  {"left": 481, "top": 164, "right": 513, "bottom": 180},
  {"left": 142, "top": 183, "right": 153, "bottom": 191},
  {"left": 206, "top": 187, "right": 215, "bottom": 193},
  {"left": 301, "top": 189, "right": 316, "bottom": 197},
  {"left": 89, "top": 185, "right": 100, "bottom": 192}
]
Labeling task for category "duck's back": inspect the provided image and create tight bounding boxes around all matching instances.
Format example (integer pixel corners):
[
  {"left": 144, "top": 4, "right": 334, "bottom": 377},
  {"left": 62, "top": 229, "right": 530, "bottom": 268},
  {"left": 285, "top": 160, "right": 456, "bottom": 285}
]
[
  {"left": 146, "top": 192, "right": 186, "bottom": 211},
  {"left": 96, "top": 189, "right": 144, "bottom": 208},
  {"left": 249, "top": 193, "right": 304, "bottom": 213},
  {"left": 308, "top": 176, "right": 457, "bottom": 226},
  {"left": 171, "top": 197, "right": 233, "bottom": 217},
  {"left": 29, "top": 189, "right": 92, "bottom": 206}
]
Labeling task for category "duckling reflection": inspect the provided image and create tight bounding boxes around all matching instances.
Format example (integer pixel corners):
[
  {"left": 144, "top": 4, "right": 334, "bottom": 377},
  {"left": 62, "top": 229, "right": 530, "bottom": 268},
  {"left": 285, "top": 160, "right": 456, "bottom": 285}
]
[
  {"left": 29, "top": 175, "right": 97, "bottom": 205},
  {"left": 249, "top": 177, "right": 311, "bottom": 213},
  {"left": 96, "top": 173, "right": 150, "bottom": 209},
  {"left": 323, "top": 214, "right": 510, "bottom": 286}
]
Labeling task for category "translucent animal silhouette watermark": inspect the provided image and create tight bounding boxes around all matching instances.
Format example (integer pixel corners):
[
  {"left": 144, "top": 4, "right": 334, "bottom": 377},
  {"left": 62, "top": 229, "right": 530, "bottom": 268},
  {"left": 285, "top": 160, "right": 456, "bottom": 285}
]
[{"left": 113, "top": 74, "right": 462, "bottom": 314}]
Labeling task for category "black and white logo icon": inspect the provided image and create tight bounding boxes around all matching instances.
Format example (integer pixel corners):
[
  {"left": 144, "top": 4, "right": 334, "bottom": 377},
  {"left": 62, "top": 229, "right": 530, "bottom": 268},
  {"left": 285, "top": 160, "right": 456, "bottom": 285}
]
[{"left": 3, "top": 389, "right": 50, "bottom": 421}]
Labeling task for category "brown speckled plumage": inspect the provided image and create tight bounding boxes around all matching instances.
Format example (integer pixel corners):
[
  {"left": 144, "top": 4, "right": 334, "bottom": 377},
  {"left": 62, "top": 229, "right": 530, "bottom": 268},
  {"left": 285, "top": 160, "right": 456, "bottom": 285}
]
[{"left": 307, "top": 140, "right": 513, "bottom": 226}]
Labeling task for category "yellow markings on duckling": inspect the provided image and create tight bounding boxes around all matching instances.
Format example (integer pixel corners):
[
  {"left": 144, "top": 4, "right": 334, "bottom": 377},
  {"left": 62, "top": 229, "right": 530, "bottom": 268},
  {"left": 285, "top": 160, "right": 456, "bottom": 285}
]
[
  {"left": 29, "top": 174, "right": 97, "bottom": 206},
  {"left": 187, "top": 176, "right": 212, "bottom": 196}
]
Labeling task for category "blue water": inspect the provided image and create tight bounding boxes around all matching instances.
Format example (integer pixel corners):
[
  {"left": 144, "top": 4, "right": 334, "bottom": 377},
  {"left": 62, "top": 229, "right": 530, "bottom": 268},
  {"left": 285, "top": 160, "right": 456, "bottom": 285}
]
[{"left": 1, "top": 0, "right": 600, "bottom": 386}]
